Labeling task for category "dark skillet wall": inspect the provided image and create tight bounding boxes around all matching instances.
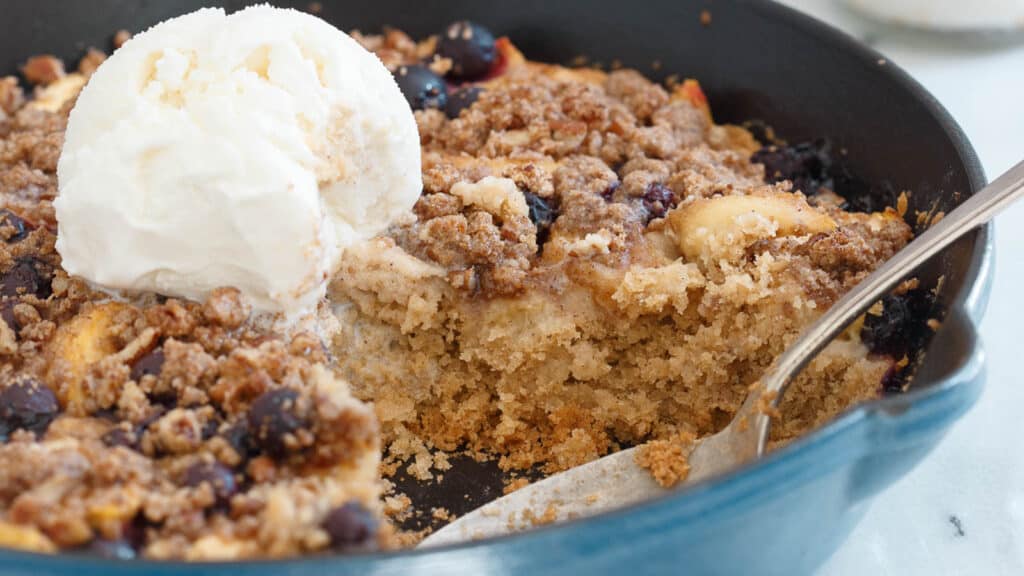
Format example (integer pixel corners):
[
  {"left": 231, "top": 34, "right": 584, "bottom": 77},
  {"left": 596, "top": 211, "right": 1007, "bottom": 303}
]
[{"left": 1, "top": 0, "right": 986, "bottom": 387}]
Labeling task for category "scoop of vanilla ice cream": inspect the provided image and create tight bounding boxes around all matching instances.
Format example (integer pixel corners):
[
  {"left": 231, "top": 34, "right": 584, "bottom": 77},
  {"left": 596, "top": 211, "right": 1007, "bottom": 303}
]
[{"left": 55, "top": 5, "right": 421, "bottom": 315}]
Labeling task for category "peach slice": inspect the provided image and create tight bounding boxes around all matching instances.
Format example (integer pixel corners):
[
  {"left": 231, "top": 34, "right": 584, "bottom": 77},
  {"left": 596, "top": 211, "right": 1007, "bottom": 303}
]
[{"left": 669, "top": 192, "right": 837, "bottom": 261}]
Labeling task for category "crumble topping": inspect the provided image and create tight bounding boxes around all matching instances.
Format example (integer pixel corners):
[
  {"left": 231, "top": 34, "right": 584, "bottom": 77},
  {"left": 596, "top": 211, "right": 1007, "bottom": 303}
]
[{"left": 0, "top": 20, "right": 929, "bottom": 555}]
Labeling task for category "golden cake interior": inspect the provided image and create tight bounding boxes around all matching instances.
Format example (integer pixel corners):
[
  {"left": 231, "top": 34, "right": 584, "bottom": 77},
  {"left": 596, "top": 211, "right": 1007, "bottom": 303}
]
[{"left": 330, "top": 34, "right": 913, "bottom": 480}]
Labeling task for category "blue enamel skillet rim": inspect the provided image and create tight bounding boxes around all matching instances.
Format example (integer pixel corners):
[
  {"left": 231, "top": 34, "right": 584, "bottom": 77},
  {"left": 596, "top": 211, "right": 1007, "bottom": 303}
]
[{"left": 0, "top": 0, "right": 992, "bottom": 573}]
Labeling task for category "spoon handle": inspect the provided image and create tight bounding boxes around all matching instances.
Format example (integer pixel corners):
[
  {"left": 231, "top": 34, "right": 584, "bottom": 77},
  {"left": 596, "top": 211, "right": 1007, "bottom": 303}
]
[{"left": 753, "top": 159, "right": 1024, "bottom": 452}]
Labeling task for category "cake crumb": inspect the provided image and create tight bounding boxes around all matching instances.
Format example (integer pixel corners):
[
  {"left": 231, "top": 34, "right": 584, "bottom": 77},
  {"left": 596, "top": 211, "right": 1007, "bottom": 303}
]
[
  {"left": 635, "top": 432, "right": 697, "bottom": 488},
  {"left": 77, "top": 48, "right": 107, "bottom": 76},
  {"left": 425, "top": 54, "right": 453, "bottom": 76},
  {"left": 915, "top": 202, "right": 946, "bottom": 228},
  {"left": 384, "top": 494, "right": 412, "bottom": 517},
  {"left": 431, "top": 507, "right": 453, "bottom": 522},
  {"left": 756, "top": 389, "right": 782, "bottom": 419},
  {"left": 21, "top": 55, "right": 65, "bottom": 85},
  {"left": 504, "top": 477, "right": 531, "bottom": 495},
  {"left": 896, "top": 191, "right": 909, "bottom": 217},
  {"left": 113, "top": 30, "right": 132, "bottom": 49},
  {"left": 391, "top": 528, "right": 429, "bottom": 548},
  {"left": 0, "top": 76, "right": 24, "bottom": 114},
  {"left": 0, "top": 315, "right": 17, "bottom": 355},
  {"left": 521, "top": 503, "right": 560, "bottom": 527},
  {"left": 894, "top": 277, "right": 921, "bottom": 295}
]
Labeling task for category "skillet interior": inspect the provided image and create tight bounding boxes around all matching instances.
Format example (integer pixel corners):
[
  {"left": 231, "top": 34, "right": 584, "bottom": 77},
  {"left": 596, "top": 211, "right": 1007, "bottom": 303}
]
[{"left": 0, "top": 0, "right": 987, "bottom": 547}]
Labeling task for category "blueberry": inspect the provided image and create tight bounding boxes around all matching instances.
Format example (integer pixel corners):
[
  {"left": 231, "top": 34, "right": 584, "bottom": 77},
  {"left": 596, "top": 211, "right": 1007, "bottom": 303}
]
[
  {"left": 86, "top": 538, "right": 136, "bottom": 560},
  {"left": 438, "top": 21, "right": 497, "bottom": 81},
  {"left": 246, "top": 388, "right": 307, "bottom": 458},
  {"left": 0, "top": 258, "right": 52, "bottom": 299},
  {"left": 641, "top": 183, "right": 677, "bottom": 222},
  {"left": 321, "top": 502, "right": 379, "bottom": 550},
  {"left": 861, "top": 289, "right": 934, "bottom": 358},
  {"left": 0, "top": 210, "right": 28, "bottom": 243},
  {"left": 147, "top": 390, "right": 177, "bottom": 409},
  {"left": 879, "top": 362, "right": 901, "bottom": 394},
  {"left": 600, "top": 181, "right": 621, "bottom": 202},
  {"left": 201, "top": 417, "right": 220, "bottom": 440},
  {"left": 445, "top": 86, "right": 483, "bottom": 119},
  {"left": 828, "top": 165, "right": 894, "bottom": 214},
  {"left": 524, "top": 192, "right": 556, "bottom": 247},
  {"left": 121, "top": 515, "right": 148, "bottom": 550},
  {"left": 394, "top": 65, "right": 447, "bottom": 111},
  {"left": 130, "top": 347, "right": 164, "bottom": 382},
  {"left": 222, "top": 420, "right": 256, "bottom": 463},
  {"left": 102, "top": 408, "right": 165, "bottom": 450},
  {"left": 101, "top": 425, "right": 138, "bottom": 449},
  {"left": 751, "top": 139, "right": 833, "bottom": 194},
  {"left": 0, "top": 377, "right": 59, "bottom": 439},
  {"left": 183, "top": 461, "right": 237, "bottom": 506}
]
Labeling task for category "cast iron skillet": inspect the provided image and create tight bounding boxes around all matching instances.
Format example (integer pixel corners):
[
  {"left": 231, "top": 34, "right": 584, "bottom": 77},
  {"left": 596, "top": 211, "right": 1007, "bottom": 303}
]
[{"left": 0, "top": 1, "right": 990, "bottom": 574}]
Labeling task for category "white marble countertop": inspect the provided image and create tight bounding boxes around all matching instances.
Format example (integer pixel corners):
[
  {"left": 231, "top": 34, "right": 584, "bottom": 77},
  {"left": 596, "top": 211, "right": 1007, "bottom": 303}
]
[{"left": 775, "top": 1, "right": 1024, "bottom": 574}]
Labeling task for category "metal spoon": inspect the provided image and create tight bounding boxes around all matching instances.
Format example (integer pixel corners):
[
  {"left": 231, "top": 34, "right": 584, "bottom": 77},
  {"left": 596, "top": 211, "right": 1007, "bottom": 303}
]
[{"left": 421, "top": 159, "right": 1024, "bottom": 548}]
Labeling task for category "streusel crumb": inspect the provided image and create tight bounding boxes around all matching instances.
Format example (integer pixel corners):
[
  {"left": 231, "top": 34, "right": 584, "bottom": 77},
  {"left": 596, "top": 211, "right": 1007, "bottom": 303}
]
[{"left": 635, "top": 433, "right": 696, "bottom": 488}]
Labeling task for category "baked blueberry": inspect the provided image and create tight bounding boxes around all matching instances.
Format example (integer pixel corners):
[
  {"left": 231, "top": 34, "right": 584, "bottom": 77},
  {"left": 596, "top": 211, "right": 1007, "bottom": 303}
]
[
  {"left": 130, "top": 347, "right": 165, "bottom": 381},
  {"left": 445, "top": 86, "right": 483, "bottom": 119},
  {"left": 642, "top": 183, "right": 677, "bottom": 221},
  {"left": 0, "top": 377, "right": 59, "bottom": 439},
  {"left": 0, "top": 258, "right": 52, "bottom": 299},
  {"left": 860, "top": 290, "right": 934, "bottom": 358},
  {"left": 183, "top": 461, "right": 238, "bottom": 505},
  {"left": 879, "top": 362, "right": 901, "bottom": 394},
  {"left": 751, "top": 139, "right": 833, "bottom": 195},
  {"left": 247, "top": 388, "right": 307, "bottom": 458},
  {"left": 394, "top": 65, "right": 447, "bottom": 111},
  {"left": 101, "top": 425, "right": 138, "bottom": 449},
  {"left": 222, "top": 420, "right": 256, "bottom": 463},
  {"left": 0, "top": 209, "right": 28, "bottom": 243},
  {"left": 201, "top": 417, "right": 220, "bottom": 440},
  {"left": 438, "top": 21, "right": 497, "bottom": 81},
  {"left": 102, "top": 407, "right": 166, "bottom": 451},
  {"left": 600, "top": 181, "right": 621, "bottom": 202},
  {"left": 321, "top": 501, "right": 379, "bottom": 550},
  {"left": 524, "top": 192, "right": 556, "bottom": 247}
]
